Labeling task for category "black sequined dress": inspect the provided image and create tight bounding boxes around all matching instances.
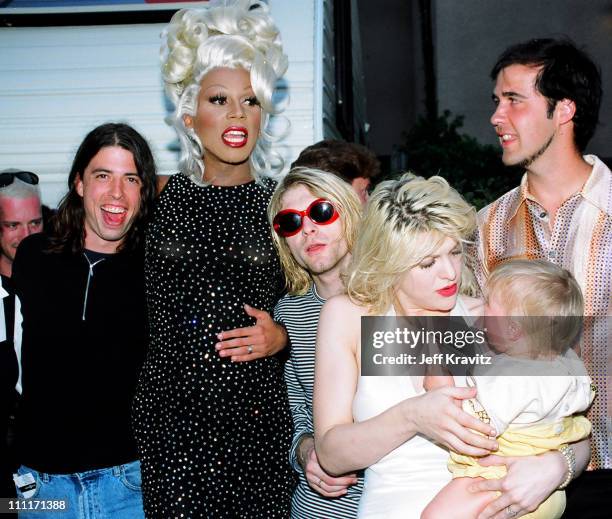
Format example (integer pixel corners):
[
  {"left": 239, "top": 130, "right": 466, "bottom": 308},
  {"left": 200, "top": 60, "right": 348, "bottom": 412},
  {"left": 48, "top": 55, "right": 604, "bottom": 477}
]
[{"left": 134, "top": 173, "right": 295, "bottom": 518}]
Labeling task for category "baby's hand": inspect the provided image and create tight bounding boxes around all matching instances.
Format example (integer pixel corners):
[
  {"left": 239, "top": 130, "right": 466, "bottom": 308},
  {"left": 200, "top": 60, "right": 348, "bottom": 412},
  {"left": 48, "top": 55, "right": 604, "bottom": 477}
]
[
  {"left": 423, "top": 374, "right": 455, "bottom": 392},
  {"left": 423, "top": 363, "right": 455, "bottom": 392}
]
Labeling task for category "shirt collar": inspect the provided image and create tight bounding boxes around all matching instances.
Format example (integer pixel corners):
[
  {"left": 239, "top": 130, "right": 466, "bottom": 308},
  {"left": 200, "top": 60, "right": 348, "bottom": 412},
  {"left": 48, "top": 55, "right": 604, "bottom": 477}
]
[
  {"left": 311, "top": 282, "right": 326, "bottom": 304},
  {"left": 506, "top": 174, "right": 531, "bottom": 221},
  {"left": 508, "top": 154, "right": 612, "bottom": 220},
  {"left": 580, "top": 155, "right": 612, "bottom": 217}
]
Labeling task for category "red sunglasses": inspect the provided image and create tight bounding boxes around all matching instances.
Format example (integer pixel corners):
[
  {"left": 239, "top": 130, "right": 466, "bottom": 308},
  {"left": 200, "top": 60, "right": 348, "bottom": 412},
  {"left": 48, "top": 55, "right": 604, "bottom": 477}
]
[{"left": 273, "top": 198, "right": 340, "bottom": 237}]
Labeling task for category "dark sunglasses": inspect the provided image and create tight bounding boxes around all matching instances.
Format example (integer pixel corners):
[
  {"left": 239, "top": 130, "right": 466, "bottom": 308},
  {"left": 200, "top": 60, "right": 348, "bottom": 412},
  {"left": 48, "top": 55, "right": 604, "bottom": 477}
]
[
  {"left": 273, "top": 198, "right": 339, "bottom": 237},
  {"left": 0, "top": 171, "right": 39, "bottom": 189}
]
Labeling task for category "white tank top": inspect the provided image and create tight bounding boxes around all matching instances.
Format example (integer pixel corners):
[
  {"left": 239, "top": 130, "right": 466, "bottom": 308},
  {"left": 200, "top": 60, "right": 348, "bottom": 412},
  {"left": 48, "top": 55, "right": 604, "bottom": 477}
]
[{"left": 353, "top": 297, "right": 472, "bottom": 518}]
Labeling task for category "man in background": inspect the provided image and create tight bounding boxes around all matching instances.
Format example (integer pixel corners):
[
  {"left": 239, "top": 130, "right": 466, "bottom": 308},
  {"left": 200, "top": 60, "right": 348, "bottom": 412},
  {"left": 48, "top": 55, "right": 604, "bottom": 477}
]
[
  {"left": 0, "top": 169, "right": 42, "bottom": 502},
  {"left": 0, "top": 170, "right": 43, "bottom": 282},
  {"left": 291, "top": 140, "right": 380, "bottom": 205}
]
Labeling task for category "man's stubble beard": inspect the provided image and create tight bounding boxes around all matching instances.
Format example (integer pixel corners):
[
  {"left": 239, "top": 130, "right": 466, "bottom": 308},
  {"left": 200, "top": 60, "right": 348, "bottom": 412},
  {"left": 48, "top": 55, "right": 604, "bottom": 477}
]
[{"left": 516, "top": 133, "right": 555, "bottom": 169}]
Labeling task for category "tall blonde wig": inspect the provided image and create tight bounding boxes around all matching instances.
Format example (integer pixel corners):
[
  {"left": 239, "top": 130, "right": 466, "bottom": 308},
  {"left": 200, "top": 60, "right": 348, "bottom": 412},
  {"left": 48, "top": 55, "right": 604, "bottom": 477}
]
[
  {"left": 346, "top": 173, "right": 477, "bottom": 315},
  {"left": 268, "top": 167, "right": 362, "bottom": 295},
  {"left": 161, "top": 0, "right": 288, "bottom": 184}
]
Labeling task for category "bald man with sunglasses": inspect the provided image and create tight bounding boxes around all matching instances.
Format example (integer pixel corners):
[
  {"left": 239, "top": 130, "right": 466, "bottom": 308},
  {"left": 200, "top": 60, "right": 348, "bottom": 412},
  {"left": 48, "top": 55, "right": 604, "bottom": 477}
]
[
  {"left": 0, "top": 169, "right": 42, "bottom": 501},
  {"left": 0, "top": 170, "right": 43, "bottom": 281}
]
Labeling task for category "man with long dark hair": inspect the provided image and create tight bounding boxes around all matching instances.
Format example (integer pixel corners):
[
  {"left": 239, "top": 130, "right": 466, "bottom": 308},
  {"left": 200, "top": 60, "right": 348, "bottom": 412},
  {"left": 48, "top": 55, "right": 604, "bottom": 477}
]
[
  {"left": 11, "top": 123, "right": 156, "bottom": 518},
  {"left": 470, "top": 38, "right": 610, "bottom": 519}
]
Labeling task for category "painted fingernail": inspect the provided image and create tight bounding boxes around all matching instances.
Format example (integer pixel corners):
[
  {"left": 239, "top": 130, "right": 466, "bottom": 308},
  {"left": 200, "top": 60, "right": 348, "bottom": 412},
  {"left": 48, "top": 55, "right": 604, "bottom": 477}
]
[
  {"left": 215, "top": 343, "right": 222, "bottom": 350},
  {"left": 216, "top": 332, "right": 222, "bottom": 340}
]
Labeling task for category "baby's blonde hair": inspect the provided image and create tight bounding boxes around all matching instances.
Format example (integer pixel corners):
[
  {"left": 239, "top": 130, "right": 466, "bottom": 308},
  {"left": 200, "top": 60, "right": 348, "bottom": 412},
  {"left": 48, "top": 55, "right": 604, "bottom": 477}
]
[{"left": 487, "top": 259, "right": 584, "bottom": 354}]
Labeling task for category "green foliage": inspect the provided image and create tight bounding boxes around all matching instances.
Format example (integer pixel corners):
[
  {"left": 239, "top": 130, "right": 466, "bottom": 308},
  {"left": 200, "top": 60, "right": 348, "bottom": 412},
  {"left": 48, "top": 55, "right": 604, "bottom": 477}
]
[{"left": 393, "top": 110, "right": 522, "bottom": 209}]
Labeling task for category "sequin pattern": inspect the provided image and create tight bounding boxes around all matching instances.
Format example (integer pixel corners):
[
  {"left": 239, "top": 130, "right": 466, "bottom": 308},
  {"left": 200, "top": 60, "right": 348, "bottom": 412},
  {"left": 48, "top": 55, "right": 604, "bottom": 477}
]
[{"left": 133, "top": 172, "right": 295, "bottom": 518}]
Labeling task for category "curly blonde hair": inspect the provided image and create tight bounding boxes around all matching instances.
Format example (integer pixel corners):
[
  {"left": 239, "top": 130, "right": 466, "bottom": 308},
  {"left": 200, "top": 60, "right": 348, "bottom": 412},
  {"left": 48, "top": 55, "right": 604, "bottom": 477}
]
[
  {"left": 161, "top": 0, "right": 288, "bottom": 184},
  {"left": 268, "top": 167, "right": 362, "bottom": 295},
  {"left": 346, "top": 173, "right": 478, "bottom": 315}
]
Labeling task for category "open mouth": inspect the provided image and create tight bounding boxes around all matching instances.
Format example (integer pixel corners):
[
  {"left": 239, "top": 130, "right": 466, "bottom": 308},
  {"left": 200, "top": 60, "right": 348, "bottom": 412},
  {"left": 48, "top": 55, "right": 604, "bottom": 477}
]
[
  {"left": 101, "top": 205, "right": 127, "bottom": 226},
  {"left": 497, "top": 133, "right": 516, "bottom": 146},
  {"left": 222, "top": 127, "right": 248, "bottom": 148}
]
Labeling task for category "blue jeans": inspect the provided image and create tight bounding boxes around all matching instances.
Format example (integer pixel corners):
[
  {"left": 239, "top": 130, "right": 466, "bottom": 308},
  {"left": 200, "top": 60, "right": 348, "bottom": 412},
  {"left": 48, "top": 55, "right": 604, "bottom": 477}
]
[{"left": 14, "top": 461, "right": 145, "bottom": 519}]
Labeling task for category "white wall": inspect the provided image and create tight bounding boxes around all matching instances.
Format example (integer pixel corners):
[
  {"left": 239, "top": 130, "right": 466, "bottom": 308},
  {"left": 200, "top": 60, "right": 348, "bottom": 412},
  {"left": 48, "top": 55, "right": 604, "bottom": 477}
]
[{"left": 0, "top": 0, "right": 321, "bottom": 207}]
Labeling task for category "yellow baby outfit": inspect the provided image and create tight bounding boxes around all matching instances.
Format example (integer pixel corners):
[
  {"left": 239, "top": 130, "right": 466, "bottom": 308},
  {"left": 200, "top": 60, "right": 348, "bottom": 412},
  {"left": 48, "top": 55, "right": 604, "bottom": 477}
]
[{"left": 449, "top": 351, "right": 594, "bottom": 519}]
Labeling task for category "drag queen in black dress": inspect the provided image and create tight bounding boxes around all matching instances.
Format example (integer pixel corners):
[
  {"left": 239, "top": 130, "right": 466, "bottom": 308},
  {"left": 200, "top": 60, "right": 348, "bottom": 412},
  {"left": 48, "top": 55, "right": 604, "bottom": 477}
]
[{"left": 133, "top": 1, "right": 295, "bottom": 516}]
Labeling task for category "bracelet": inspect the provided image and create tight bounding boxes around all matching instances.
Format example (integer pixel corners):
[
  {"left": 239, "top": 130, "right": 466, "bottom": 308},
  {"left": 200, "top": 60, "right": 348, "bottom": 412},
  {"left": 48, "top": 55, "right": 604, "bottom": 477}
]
[{"left": 557, "top": 445, "right": 576, "bottom": 490}]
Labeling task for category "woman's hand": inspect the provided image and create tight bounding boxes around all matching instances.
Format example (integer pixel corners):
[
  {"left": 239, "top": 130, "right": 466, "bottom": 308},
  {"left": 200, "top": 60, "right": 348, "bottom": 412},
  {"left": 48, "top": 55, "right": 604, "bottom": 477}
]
[
  {"left": 215, "top": 304, "right": 288, "bottom": 362},
  {"left": 469, "top": 451, "right": 566, "bottom": 519},
  {"left": 408, "top": 386, "right": 498, "bottom": 457},
  {"left": 298, "top": 436, "right": 358, "bottom": 498}
]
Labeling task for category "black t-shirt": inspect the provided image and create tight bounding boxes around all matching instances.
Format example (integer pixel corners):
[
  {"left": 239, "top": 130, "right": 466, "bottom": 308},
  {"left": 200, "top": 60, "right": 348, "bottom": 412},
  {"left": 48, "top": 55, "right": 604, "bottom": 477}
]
[{"left": 13, "top": 234, "right": 148, "bottom": 473}]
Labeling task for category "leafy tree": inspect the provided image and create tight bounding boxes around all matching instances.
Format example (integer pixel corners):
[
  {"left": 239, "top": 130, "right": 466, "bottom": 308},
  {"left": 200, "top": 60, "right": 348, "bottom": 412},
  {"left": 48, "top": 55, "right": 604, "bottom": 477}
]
[{"left": 393, "top": 110, "right": 522, "bottom": 209}]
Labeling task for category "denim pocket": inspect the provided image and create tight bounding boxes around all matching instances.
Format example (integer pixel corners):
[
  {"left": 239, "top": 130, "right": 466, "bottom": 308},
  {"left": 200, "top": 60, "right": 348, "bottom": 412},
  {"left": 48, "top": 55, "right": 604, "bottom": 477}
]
[
  {"left": 14, "top": 466, "right": 42, "bottom": 500},
  {"left": 119, "top": 461, "right": 142, "bottom": 491}
]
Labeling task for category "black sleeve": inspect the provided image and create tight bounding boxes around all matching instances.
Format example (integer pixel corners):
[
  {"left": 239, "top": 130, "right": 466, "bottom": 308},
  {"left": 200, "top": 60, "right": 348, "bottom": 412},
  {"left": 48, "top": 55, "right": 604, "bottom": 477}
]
[{"left": 12, "top": 233, "right": 46, "bottom": 299}]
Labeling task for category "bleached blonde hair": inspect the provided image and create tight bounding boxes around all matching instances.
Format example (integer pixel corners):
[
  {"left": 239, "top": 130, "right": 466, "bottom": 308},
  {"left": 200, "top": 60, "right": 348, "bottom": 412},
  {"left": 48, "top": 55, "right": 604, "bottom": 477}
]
[
  {"left": 161, "top": 0, "right": 288, "bottom": 184},
  {"left": 268, "top": 167, "right": 362, "bottom": 295},
  {"left": 0, "top": 176, "right": 41, "bottom": 201},
  {"left": 486, "top": 259, "right": 584, "bottom": 354},
  {"left": 346, "top": 173, "right": 478, "bottom": 315}
]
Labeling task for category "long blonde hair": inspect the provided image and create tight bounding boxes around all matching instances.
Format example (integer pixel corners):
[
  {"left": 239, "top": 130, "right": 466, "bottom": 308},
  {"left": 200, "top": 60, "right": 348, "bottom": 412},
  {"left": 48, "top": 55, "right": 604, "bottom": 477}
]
[
  {"left": 268, "top": 167, "right": 362, "bottom": 295},
  {"left": 346, "top": 173, "right": 477, "bottom": 314}
]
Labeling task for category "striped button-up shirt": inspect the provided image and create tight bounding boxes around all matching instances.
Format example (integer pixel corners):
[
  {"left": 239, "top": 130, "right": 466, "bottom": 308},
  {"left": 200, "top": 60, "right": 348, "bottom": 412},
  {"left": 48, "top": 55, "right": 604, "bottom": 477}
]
[{"left": 468, "top": 154, "right": 612, "bottom": 470}]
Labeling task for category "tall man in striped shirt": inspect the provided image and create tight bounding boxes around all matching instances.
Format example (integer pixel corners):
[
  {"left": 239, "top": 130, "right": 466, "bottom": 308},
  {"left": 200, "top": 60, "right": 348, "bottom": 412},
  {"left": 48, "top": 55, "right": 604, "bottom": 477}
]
[
  {"left": 269, "top": 167, "right": 364, "bottom": 518},
  {"left": 469, "top": 38, "right": 611, "bottom": 518}
]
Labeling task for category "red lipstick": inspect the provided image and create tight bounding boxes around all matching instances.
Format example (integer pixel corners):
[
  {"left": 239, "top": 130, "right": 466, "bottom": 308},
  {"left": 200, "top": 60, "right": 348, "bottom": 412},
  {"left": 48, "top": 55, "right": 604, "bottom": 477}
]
[
  {"left": 222, "top": 126, "right": 248, "bottom": 148},
  {"left": 436, "top": 283, "right": 458, "bottom": 297}
]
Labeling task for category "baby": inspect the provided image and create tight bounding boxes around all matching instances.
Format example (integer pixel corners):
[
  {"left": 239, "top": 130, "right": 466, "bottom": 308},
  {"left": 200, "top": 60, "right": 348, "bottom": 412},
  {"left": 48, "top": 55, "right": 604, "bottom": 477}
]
[{"left": 421, "top": 259, "right": 594, "bottom": 519}]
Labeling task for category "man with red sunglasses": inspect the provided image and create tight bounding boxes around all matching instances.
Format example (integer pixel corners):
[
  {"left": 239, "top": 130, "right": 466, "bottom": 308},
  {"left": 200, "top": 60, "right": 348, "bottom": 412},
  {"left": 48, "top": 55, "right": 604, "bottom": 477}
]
[{"left": 268, "top": 167, "right": 364, "bottom": 518}]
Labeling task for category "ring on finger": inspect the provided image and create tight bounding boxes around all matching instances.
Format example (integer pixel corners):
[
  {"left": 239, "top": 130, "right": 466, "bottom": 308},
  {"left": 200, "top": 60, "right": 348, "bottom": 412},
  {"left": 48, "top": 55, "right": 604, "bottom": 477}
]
[
  {"left": 506, "top": 505, "right": 517, "bottom": 517},
  {"left": 247, "top": 345, "right": 253, "bottom": 354},
  {"left": 317, "top": 478, "right": 323, "bottom": 487}
]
